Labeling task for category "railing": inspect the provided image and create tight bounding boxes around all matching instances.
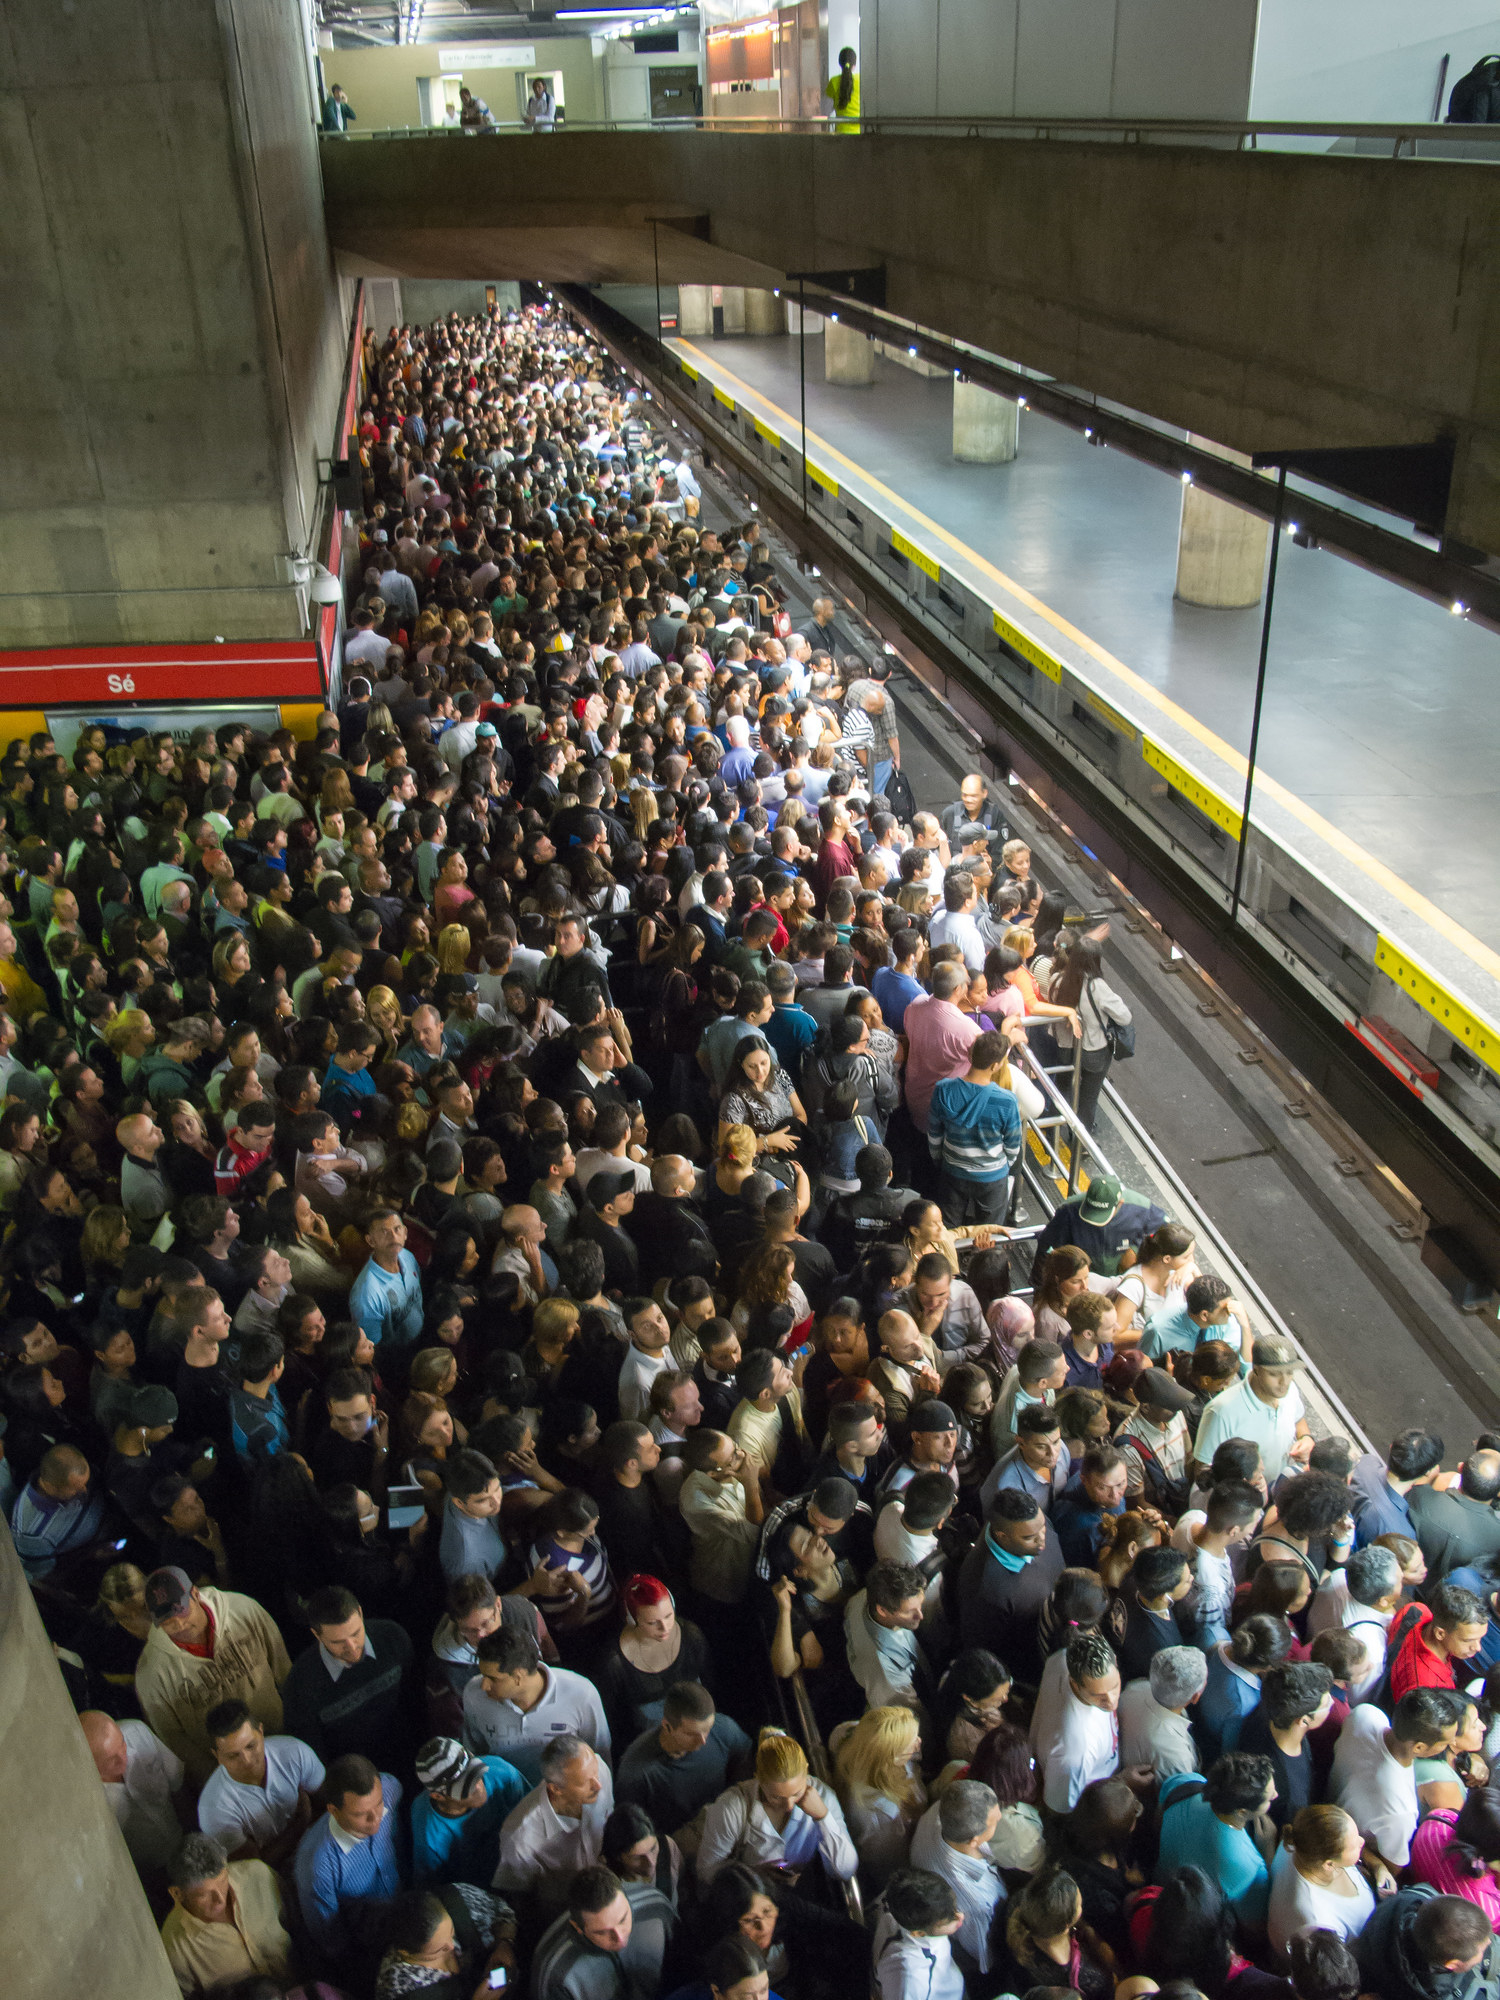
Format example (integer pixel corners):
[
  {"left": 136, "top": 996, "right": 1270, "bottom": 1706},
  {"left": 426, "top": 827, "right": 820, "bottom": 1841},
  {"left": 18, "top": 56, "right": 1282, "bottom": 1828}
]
[
  {"left": 1001, "top": 1026, "right": 1371, "bottom": 1453},
  {"left": 324, "top": 114, "right": 1500, "bottom": 159}
]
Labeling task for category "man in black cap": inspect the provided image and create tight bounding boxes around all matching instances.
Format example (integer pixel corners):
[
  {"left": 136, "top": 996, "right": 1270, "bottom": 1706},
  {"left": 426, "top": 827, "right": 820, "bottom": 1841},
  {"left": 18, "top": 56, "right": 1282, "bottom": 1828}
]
[
  {"left": 824, "top": 1144, "right": 921, "bottom": 1271},
  {"left": 1115, "top": 1367, "right": 1197, "bottom": 1515},
  {"left": 572, "top": 1168, "right": 640, "bottom": 1295}
]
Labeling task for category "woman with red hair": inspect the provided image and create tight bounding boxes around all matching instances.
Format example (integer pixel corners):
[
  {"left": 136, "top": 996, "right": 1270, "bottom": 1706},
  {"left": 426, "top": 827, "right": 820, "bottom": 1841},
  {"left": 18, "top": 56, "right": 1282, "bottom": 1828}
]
[{"left": 596, "top": 1571, "right": 715, "bottom": 1743}]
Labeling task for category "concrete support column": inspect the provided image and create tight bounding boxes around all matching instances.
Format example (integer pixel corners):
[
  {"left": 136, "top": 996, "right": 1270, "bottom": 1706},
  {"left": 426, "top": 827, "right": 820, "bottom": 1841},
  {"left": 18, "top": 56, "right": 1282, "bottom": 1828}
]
[
  {"left": 743, "top": 288, "right": 783, "bottom": 335},
  {"left": 1, "top": 1526, "right": 179, "bottom": 2000},
  {"left": 785, "top": 300, "right": 825, "bottom": 336},
  {"left": 677, "top": 285, "right": 713, "bottom": 337},
  {"left": 1175, "top": 435, "right": 1271, "bottom": 607},
  {"left": 825, "top": 319, "right": 874, "bottom": 385},
  {"left": 719, "top": 287, "right": 747, "bottom": 335},
  {"left": 953, "top": 380, "right": 1019, "bottom": 462}
]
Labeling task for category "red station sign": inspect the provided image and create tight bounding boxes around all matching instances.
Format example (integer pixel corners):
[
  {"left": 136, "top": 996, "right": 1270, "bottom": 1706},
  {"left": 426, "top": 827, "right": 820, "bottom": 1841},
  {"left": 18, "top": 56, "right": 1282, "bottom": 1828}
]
[{"left": 0, "top": 644, "right": 326, "bottom": 709}]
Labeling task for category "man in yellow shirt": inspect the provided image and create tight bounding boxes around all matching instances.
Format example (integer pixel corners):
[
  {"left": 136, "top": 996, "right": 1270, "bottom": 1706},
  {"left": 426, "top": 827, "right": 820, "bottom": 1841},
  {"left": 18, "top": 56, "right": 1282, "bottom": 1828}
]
[
  {"left": 0, "top": 918, "right": 46, "bottom": 1020},
  {"left": 160, "top": 1834, "right": 292, "bottom": 1995}
]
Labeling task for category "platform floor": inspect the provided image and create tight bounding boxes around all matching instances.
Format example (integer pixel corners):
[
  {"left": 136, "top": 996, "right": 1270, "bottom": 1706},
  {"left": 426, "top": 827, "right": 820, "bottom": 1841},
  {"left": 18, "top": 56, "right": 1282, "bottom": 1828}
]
[{"left": 599, "top": 288, "right": 1500, "bottom": 964}]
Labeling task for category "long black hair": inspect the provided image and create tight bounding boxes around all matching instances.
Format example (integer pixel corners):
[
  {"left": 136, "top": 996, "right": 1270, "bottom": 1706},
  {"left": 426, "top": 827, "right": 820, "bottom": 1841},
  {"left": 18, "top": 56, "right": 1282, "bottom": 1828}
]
[{"left": 835, "top": 45, "right": 856, "bottom": 112}]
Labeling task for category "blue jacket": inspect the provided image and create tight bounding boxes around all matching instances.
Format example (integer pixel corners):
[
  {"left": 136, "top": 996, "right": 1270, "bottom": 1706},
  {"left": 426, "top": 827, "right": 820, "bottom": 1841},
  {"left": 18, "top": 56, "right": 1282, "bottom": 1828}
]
[{"left": 293, "top": 1772, "right": 405, "bottom": 1956}]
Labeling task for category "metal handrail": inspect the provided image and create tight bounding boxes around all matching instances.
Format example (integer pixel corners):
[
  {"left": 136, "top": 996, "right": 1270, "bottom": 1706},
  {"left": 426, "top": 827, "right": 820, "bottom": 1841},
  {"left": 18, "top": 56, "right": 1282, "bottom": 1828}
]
[
  {"left": 324, "top": 113, "right": 1500, "bottom": 153},
  {"left": 787, "top": 1668, "right": 865, "bottom": 1927}
]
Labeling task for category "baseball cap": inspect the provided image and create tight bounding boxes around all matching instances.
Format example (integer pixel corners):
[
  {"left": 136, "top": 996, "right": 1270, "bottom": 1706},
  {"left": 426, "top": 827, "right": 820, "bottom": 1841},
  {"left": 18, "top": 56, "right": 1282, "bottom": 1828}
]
[
  {"left": 908, "top": 1399, "right": 958, "bottom": 1433},
  {"left": 125, "top": 1386, "right": 179, "bottom": 1429},
  {"left": 416, "top": 1737, "right": 487, "bottom": 1800},
  {"left": 1134, "top": 1366, "right": 1195, "bottom": 1414},
  {"left": 143, "top": 1567, "right": 195, "bottom": 1625},
  {"left": 955, "top": 823, "right": 990, "bottom": 846},
  {"left": 588, "top": 1167, "right": 637, "bottom": 1210},
  {"left": 1077, "top": 1174, "right": 1123, "bottom": 1225},
  {"left": 1251, "top": 1336, "right": 1303, "bottom": 1370},
  {"left": 475, "top": 721, "right": 499, "bottom": 739}
]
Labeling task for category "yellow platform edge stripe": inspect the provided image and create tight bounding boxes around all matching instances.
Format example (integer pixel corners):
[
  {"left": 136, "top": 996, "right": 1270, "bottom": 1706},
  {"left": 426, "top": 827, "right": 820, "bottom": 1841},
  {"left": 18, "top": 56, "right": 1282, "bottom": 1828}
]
[
  {"left": 1086, "top": 689, "right": 1138, "bottom": 740},
  {"left": 993, "top": 607, "right": 1063, "bottom": 684},
  {"left": 679, "top": 360, "right": 698, "bottom": 382},
  {"left": 1374, "top": 935, "right": 1500, "bottom": 1078},
  {"left": 892, "top": 529, "right": 941, "bottom": 584},
  {"left": 808, "top": 463, "right": 838, "bottom": 496},
  {"left": 1142, "top": 736, "right": 1245, "bottom": 841},
  {"left": 754, "top": 419, "right": 780, "bottom": 447},
  {"left": 712, "top": 385, "right": 735, "bottom": 411}
]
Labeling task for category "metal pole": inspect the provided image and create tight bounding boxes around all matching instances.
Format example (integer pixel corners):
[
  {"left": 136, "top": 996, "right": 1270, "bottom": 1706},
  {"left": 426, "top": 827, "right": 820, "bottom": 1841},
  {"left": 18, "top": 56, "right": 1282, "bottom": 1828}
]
[
  {"left": 798, "top": 277, "right": 809, "bottom": 526},
  {"left": 1230, "top": 464, "right": 1287, "bottom": 924},
  {"left": 1066, "top": 1042, "right": 1083, "bottom": 1197},
  {"left": 652, "top": 218, "right": 663, "bottom": 347}
]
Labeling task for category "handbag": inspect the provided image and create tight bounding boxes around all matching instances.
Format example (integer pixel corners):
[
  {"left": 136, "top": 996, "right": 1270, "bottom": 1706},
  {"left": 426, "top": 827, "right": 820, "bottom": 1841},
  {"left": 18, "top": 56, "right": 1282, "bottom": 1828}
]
[{"left": 1088, "top": 978, "right": 1135, "bottom": 1061}]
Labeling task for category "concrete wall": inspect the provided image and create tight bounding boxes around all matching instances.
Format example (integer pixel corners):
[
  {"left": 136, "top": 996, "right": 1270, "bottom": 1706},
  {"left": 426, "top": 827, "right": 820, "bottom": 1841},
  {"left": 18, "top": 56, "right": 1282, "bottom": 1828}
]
[
  {"left": 858, "top": 0, "right": 1259, "bottom": 120},
  {"left": 1251, "top": 1, "right": 1500, "bottom": 123},
  {"left": 0, "top": 1523, "right": 179, "bottom": 2000},
  {"left": 325, "top": 40, "right": 604, "bottom": 132},
  {"left": 0, "top": 0, "right": 346, "bottom": 646},
  {"left": 401, "top": 279, "right": 522, "bottom": 321}
]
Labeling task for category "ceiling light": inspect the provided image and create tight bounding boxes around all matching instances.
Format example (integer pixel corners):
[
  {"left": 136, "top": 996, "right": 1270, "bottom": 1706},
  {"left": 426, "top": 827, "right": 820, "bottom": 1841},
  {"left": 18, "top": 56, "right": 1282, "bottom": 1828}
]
[
  {"left": 908, "top": 345, "right": 917, "bottom": 356},
  {"left": 1017, "top": 396, "right": 1027, "bottom": 408},
  {"left": 1181, "top": 471, "right": 1192, "bottom": 484},
  {"left": 1452, "top": 600, "right": 1467, "bottom": 616}
]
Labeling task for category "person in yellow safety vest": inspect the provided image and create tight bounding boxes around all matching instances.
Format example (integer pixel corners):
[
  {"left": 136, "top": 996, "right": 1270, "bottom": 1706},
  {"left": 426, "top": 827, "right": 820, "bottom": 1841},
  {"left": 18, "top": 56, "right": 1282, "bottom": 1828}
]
[{"left": 826, "top": 45, "right": 861, "bottom": 133}]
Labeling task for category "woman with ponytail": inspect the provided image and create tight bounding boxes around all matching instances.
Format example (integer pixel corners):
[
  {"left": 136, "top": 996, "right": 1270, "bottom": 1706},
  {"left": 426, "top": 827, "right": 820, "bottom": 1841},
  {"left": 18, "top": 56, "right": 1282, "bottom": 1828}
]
[{"left": 824, "top": 46, "right": 861, "bottom": 133}]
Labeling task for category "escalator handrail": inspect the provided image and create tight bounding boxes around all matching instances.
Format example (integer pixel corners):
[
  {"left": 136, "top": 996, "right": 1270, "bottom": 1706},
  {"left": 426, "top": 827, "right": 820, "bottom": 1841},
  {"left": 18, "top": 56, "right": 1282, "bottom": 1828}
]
[{"left": 787, "top": 1667, "right": 867, "bottom": 1927}]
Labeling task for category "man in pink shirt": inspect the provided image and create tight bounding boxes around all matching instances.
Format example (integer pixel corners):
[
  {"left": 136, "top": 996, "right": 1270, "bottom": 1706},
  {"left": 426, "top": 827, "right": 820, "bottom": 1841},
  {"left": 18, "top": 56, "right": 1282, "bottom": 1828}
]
[{"left": 903, "top": 962, "right": 980, "bottom": 1131}]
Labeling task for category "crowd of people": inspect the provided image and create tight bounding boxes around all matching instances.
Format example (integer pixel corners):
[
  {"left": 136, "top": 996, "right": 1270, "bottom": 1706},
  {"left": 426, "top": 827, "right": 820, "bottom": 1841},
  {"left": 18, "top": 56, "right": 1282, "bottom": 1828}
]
[{"left": 8, "top": 301, "right": 1500, "bottom": 2000}]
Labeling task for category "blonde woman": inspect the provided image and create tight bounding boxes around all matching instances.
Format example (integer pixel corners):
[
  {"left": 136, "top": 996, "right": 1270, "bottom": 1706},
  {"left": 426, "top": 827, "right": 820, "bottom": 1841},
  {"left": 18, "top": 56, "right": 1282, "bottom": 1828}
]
[
  {"left": 832, "top": 1705, "right": 926, "bottom": 1892},
  {"left": 697, "top": 1727, "right": 858, "bottom": 1888},
  {"left": 365, "top": 985, "right": 405, "bottom": 1064},
  {"left": 102, "top": 1008, "right": 156, "bottom": 1088},
  {"left": 706, "top": 1123, "right": 759, "bottom": 1213},
  {"left": 436, "top": 925, "right": 472, "bottom": 977}
]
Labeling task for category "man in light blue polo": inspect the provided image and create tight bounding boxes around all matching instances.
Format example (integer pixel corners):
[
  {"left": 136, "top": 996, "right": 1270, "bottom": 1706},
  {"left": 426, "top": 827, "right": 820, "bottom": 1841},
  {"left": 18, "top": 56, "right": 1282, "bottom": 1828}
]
[{"left": 348, "top": 1209, "right": 423, "bottom": 1352}]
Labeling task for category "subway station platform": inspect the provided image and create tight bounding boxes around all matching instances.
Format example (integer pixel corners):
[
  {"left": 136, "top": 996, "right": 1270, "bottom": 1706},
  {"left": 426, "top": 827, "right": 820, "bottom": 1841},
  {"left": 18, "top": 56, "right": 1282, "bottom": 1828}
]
[{"left": 598, "top": 288, "right": 1500, "bottom": 974}]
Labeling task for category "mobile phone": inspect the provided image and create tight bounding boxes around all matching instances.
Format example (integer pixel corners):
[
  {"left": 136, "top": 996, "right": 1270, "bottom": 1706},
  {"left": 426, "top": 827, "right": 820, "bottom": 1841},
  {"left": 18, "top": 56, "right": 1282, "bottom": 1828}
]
[{"left": 487, "top": 1971, "right": 507, "bottom": 1990}]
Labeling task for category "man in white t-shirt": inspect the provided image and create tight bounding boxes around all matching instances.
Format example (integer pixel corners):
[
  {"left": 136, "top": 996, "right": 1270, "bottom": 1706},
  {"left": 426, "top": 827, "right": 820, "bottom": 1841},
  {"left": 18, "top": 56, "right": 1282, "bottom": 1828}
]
[
  {"left": 1171, "top": 1479, "right": 1262, "bottom": 1647},
  {"left": 82, "top": 1711, "right": 187, "bottom": 1878},
  {"left": 1330, "top": 1691, "right": 1456, "bottom": 1869},
  {"left": 1032, "top": 1633, "right": 1122, "bottom": 1812},
  {"left": 197, "top": 1700, "right": 326, "bottom": 1864}
]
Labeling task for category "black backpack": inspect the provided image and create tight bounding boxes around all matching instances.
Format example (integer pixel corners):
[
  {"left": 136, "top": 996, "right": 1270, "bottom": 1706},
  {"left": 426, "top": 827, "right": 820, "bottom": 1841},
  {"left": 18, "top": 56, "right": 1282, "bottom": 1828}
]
[{"left": 1448, "top": 56, "right": 1500, "bottom": 123}]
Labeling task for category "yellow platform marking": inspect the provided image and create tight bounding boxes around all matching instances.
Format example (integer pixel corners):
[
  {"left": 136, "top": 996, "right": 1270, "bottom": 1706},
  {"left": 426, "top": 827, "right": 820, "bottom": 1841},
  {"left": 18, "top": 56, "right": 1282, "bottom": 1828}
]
[
  {"left": 1086, "top": 690, "right": 1137, "bottom": 741},
  {"left": 808, "top": 462, "right": 838, "bottom": 496},
  {"left": 712, "top": 385, "right": 735, "bottom": 412},
  {"left": 754, "top": 418, "right": 780, "bottom": 447},
  {"left": 994, "top": 607, "right": 1063, "bottom": 683},
  {"left": 1374, "top": 935, "right": 1500, "bottom": 1077},
  {"left": 671, "top": 336, "right": 1500, "bottom": 995},
  {"left": 892, "top": 528, "right": 941, "bottom": 583},
  {"left": 1143, "top": 737, "right": 1244, "bottom": 841}
]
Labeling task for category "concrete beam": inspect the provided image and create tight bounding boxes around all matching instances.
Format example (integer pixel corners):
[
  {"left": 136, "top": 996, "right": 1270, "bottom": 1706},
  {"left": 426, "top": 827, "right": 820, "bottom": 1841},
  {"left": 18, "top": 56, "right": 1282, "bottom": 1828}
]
[{"left": 320, "top": 131, "right": 1500, "bottom": 553}]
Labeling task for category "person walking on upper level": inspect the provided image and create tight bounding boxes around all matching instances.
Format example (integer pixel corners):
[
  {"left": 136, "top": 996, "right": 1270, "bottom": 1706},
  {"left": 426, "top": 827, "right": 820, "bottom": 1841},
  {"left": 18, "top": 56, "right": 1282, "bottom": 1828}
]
[{"left": 825, "top": 46, "right": 861, "bottom": 133}]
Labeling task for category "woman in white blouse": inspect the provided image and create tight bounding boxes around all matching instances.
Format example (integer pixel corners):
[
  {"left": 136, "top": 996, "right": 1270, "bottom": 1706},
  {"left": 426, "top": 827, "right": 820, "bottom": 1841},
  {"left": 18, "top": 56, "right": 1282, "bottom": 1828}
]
[
  {"left": 1267, "top": 1803, "right": 1376, "bottom": 1965},
  {"left": 697, "top": 1728, "right": 858, "bottom": 1889}
]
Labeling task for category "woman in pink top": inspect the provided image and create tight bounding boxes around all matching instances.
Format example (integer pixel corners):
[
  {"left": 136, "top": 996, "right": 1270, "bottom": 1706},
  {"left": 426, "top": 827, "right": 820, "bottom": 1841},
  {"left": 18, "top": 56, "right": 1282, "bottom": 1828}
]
[{"left": 1410, "top": 1789, "right": 1500, "bottom": 1925}]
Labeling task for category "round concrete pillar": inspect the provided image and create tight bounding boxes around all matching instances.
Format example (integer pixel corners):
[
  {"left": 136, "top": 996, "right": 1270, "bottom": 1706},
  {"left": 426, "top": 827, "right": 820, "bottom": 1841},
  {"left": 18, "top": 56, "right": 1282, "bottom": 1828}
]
[
  {"left": 677, "top": 286, "right": 712, "bottom": 337},
  {"left": 825, "top": 320, "right": 874, "bottom": 385},
  {"left": 743, "top": 289, "right": 783, "bottom": 335},
  {"left": 1175, "top": 484, "right": 1270, "bottom": 607},
  {"left": 953, "top": 380, "right": 1019, "bottom": 463}
]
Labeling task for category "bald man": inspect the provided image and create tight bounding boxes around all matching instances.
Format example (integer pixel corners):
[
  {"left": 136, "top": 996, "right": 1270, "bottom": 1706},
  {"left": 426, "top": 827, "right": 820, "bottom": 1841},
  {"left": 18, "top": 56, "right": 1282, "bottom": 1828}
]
[
  {"left": 82, "top": 1710, "right": 190, "bottom": 1879},
  {"left": 118, "top": 1109, "right": 169, "bottom": 1235},
  {"left": 625, "top": 1156, "right": 718, "bottom": 1290},
  {"left": 1409, "top": 1447, "right": 1500, "bottom": 1575}
]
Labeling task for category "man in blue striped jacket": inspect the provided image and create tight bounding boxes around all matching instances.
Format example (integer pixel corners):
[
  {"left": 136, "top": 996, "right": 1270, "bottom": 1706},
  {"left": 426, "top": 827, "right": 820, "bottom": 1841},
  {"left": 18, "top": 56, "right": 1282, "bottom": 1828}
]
[{"left": 925, "top": 1029, "right": 1023, "bottom": 1230}]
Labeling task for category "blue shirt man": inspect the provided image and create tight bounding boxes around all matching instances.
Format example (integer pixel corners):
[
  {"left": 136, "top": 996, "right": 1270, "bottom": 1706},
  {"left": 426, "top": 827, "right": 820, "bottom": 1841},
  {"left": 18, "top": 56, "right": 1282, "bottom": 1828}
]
[
  {"left": 349, "top": 1212, "right": 424, "bottom": 1350},
  {"left": 1156, "top": 1767, "right": 1272, "bottom": 1926},
  {"left": 411, "top": 1743, "right": 528, "bottom": 1886},
  {"left": 294, "top": 1763, "right": 404, "bottom": 1959},
  {"left": 763, "top": 977, "right": 818, "bottom": 1072},
  {"left": 1053, "top": 1451, "right": 1128, "bottom": 1568},
  {"left": 9, "top": 1454, "right": 106, "bottom": 1579}
]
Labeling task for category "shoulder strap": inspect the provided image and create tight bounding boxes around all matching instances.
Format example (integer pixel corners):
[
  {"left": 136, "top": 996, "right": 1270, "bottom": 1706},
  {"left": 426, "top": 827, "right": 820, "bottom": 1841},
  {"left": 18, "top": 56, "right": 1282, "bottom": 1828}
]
[
  {"left": 1162, "top": 1778, "right": 1209, "bottom": 1812},
  {"left": 435, "top": 1883, "right": 483, "bottom": 1960}
]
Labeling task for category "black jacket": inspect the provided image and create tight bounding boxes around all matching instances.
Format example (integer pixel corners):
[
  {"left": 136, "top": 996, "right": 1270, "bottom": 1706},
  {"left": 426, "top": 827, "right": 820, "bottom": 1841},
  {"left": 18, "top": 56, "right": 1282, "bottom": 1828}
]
[{"left": 1357, "top": 1886, "right": 1500, "bottom": 2000}]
